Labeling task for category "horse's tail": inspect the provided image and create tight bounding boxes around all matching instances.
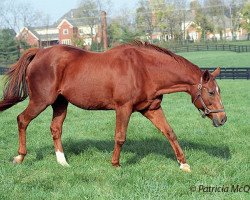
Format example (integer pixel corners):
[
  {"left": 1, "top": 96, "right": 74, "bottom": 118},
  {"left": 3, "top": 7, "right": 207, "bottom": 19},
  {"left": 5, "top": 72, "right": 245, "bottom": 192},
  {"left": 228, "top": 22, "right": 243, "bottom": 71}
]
[{"left": 0, "top": 48, "right": 39, "bottom": 112}]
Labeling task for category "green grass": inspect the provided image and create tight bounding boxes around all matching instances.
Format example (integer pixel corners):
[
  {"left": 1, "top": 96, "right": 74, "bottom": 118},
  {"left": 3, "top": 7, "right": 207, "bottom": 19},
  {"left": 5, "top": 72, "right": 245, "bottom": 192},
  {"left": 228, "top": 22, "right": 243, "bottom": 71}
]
[
  {"left": 220, "top": 40, "right": 250, "bottom": 46},
  {"left": 0, "top": 75, "right": 250, "bottom": 199},
  {"left": 178, "top": 51, "right": 250, "bottom": 67}
]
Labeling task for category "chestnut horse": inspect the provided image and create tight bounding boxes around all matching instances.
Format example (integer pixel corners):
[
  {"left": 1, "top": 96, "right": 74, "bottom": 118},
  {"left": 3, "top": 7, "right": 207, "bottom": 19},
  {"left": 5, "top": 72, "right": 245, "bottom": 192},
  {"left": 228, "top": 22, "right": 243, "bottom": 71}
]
[{"left": 0, "top": 41, "right": 227, "bottom": 172}]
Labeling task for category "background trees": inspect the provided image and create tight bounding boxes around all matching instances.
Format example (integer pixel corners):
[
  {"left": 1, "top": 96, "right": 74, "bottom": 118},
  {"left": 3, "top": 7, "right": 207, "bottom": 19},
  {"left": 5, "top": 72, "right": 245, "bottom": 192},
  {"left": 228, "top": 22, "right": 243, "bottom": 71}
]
[
  {"left": 108, "top": 10, "right": 139, "bottom": 45},
  {"left": 0, "top": 29, "right": 19, "bottom": 65},
  {"left": 0, "top": 0, "right": 250, "bottom": 65},
  {"left": 0, "top": 0, "right": 49, "bottom": 32},
  {"left": 0, "top": 0, "right": 38, "bottom": 65},
  {"left": 240, "top": 1, "right": 250, "bottom": 40}
]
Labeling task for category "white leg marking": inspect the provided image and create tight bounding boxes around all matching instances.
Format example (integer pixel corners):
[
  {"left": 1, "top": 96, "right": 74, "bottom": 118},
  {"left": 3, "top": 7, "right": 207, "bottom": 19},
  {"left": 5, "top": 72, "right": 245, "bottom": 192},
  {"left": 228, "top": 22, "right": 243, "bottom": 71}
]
[
  {"left": 13, "top": 155, "right": 24, "bottom": 164},
  {"left": 56, "top": 150, "right": 69, "bottom": 167},
  {"left": 180, "top": 163, "right": 191, "bottom": 172}
]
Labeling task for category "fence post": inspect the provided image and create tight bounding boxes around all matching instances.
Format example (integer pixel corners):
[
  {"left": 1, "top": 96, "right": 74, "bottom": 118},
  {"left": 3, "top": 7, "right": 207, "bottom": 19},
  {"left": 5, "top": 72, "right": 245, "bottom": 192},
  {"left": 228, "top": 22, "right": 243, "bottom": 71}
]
[{"left": 0, "top": 67, "right": 8, "bottom": 75}]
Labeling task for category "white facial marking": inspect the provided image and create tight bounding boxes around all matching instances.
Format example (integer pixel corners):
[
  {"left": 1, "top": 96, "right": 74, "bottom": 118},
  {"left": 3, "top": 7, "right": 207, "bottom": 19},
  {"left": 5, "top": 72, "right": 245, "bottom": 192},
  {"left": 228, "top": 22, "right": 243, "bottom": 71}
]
[
  {"left": 216, "top": 85, "right": 219, "bottom": 93},
  {"left": 56, "top": 150, "right": 69, "bottom": 166},
  {"left": 215, "top": 83, "right": 224, "bottom": 107}
]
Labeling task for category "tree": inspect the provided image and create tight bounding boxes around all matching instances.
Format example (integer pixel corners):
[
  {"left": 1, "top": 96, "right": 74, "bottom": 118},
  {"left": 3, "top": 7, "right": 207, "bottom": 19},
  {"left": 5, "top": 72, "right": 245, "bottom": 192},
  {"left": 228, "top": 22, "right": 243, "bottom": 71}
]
[
  {"left": 0, "top": 29, "right": 18, "bottom": 65},
  {"left": 108, "top": 9, "right": 140, "bottom": 45},
  {"left": 154, "top": 0, "right": 188, "bottom": 42},
  {"left": 0, "top": 0, "right": 45, "bottom": 32},
  {"left": 136, "top": 0, "right": 155, "bottom": 40},
  {"left": 204, "top": 0, "right": 226, "bottom": 39},
  {"left": 108, "top": 20, "right": 139, "bottom": 45},
  {"left": 241, "top": 2, "right": 250, "bottom": 40},
  {"left": 76, "top": 0, "right": 111, "bottom": 37},
  {"left": 136, "top": 0, "right": 188, "bottom": 43},
  {"left": 226, "top": 0, "right": 245, "bottom": 40},
  {"left": 153, "top": 0, "right": 175, "bottom": 41},
  {"left": 190, "top": 0, "right": 214, "bottom": 41},
  {"left": 76, "top": 0, "right": 100, "bottom": 37}
]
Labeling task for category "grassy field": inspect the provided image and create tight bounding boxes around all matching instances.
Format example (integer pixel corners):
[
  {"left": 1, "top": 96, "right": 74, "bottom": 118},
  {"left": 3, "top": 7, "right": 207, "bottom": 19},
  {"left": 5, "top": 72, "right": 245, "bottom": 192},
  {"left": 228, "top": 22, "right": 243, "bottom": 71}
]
[
  {"left": 0, "top": 79, "right": 249, "bottom": 200},
  {"left": 216, "top": 40, "right": 250, "bottom": 46},
  {"left": 0, "top": 53, "right": 250, "bottom": 199},
  {"left": 178, "top": 51, "right": 250, "bottom": 67}
]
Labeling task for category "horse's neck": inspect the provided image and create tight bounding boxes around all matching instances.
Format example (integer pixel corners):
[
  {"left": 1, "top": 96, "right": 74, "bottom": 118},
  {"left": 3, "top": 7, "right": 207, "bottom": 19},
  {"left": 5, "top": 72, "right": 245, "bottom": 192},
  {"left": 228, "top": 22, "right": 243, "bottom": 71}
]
[{"left": 153, "top": 62, "right": 202, "bottom": 96}]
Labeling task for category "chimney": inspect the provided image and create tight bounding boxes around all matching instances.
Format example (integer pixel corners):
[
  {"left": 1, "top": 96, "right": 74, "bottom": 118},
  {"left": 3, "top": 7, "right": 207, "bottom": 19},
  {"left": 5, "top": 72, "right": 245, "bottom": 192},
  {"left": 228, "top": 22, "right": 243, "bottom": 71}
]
[{"left": 101, "top": 11, "right": 108, "bottom": 50}]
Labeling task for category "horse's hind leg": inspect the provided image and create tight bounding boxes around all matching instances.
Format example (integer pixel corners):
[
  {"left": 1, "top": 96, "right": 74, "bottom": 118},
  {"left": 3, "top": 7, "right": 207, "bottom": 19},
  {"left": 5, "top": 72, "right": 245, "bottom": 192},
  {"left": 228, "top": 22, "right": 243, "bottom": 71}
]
[
  {"left": 13, "top": 101, "right": 48, "bottom": 164},
  {"left": 50, "top": 96, "right": 69, "bottom": 166}
]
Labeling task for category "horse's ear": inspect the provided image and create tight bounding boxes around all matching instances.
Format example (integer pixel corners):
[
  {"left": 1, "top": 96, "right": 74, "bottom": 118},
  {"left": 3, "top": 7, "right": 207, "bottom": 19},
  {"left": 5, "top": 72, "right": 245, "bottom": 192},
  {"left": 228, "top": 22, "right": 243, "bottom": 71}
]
[
  {"left": 202, "top": 70, "right": 211, "bottom": 83},
  {"left": 211, "top": 67, "right": 221, "bottom": 78}
]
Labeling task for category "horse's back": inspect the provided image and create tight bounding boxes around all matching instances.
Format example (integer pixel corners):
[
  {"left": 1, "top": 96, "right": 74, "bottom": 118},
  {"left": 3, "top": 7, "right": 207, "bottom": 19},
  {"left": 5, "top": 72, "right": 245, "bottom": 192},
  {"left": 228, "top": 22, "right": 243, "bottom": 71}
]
[
  {"left": 60, "top": 46, "right": 151, "bottom": 109},
  {"left": 26, "top": 45, "right": 152, "bottom": 110}
]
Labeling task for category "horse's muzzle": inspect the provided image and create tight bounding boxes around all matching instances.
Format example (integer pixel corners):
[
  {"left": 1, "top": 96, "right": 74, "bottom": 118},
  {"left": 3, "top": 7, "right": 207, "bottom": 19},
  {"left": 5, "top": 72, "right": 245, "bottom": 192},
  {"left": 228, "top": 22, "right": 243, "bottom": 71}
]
[{"left": 212, "top": 115, "right": 227, "bottom": 127}]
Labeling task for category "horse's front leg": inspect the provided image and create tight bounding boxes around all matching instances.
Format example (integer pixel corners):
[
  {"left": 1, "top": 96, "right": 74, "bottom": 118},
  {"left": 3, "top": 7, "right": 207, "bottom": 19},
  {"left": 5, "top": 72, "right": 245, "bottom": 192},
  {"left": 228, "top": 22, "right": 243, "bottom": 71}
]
[
  {"left": 111, "top": 104, "right": 132, "bottom": 167},
  {"left": 141, "top": 107, "right": 191, "bottom": 172}
]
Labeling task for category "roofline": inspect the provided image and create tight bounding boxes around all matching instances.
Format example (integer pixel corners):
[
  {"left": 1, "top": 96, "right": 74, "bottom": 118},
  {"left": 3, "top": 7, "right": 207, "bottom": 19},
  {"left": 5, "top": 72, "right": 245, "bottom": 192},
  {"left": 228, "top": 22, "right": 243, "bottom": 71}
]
[
  {"left": 16, "top": 27, "right": 39, "bottom": 40},
  {"left": 57, "top": 19, "right": 74, "bottom": 28}
]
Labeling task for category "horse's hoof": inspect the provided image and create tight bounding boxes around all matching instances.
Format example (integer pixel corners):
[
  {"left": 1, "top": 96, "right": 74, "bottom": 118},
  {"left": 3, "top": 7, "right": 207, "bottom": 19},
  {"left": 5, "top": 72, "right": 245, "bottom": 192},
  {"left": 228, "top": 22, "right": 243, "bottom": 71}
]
[
  {"left": 112, "top": 163, "right": 121, "bottom": 168},
  {"left": 57, "top": 161, "right": 70, "bottom": 167},
  {"left": 13, "top": 155, "right": 24, "bottom": 164},
  {"left": 180, "top": 163, "right": 191, "bottom": 172}
]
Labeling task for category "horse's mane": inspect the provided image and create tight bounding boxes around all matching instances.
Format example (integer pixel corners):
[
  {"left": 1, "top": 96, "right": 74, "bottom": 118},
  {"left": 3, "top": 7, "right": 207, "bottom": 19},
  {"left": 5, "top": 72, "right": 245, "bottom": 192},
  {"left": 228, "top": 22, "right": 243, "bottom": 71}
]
[{"left": 128, "top": 40, "right": 177, "bottom": 59}]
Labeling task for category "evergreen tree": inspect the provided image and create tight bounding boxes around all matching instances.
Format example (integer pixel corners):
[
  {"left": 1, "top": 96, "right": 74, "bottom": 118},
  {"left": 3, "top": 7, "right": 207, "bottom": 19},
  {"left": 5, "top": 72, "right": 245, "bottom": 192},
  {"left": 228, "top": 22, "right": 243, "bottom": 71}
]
[{"left": 0, "top": 29, "right": 19, "bottom": 65}]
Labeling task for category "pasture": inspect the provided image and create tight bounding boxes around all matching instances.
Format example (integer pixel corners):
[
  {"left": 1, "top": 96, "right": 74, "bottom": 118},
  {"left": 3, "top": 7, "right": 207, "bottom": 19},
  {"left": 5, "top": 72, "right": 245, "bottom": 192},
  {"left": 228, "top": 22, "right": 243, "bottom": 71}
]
[
  {"left": 178, "top": 51, "right": 250, "bottom": 67},
  {"left": 0, "top": 80, "right": 249, "bottom": 199},
  {"left": 0, "top": 50, "right": 250, "bottom": 199}
]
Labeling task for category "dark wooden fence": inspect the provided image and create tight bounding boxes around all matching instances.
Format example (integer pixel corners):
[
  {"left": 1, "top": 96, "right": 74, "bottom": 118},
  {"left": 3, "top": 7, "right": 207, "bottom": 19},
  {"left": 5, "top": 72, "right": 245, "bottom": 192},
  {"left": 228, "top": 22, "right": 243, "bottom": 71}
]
[
  {"left": 201, "top": 67, "right": 250, "bottom": 80},
  {"left": 0, "top": 67, "right": 8, "bottom": 75},
  {"left": 0, "top": 67, "right": 249, "bottom": 79},
  {"left": 170, "top": 44, "right": 250, "bottom": 53}
]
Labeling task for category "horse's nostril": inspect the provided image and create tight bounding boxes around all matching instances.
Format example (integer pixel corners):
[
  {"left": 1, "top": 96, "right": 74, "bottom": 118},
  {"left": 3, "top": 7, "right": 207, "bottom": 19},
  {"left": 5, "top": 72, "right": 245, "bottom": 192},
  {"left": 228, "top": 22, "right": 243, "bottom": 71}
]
[{"left": 221, "top": 116, "right": 227, "bottom": 124}]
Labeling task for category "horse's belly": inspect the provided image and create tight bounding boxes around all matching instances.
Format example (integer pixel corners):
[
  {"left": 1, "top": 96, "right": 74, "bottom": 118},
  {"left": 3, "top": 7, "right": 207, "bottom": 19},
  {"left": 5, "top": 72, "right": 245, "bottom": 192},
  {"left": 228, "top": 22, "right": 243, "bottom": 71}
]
[{"left": 62, "top": 87, "right": 115, "bottom": 110}]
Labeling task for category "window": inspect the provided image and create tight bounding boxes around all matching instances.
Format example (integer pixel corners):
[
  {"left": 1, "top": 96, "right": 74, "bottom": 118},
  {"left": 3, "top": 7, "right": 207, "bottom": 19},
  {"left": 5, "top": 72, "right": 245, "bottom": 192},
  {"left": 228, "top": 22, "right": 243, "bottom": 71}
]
[
  {"left": 63, "top": 29, "right": 68, "bottom": 35},
  {"left": 62, "top": 39, "right": 71, "bottom": 45},
  {"left": 79, "top": 28, "right": 84, "bottom": 34}
]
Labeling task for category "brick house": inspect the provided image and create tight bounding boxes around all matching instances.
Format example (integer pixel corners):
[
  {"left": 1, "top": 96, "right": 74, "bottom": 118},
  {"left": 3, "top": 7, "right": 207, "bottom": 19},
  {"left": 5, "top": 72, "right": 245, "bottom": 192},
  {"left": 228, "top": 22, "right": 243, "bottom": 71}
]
[
  {"left": 16, "top": 26, "right": 59, "bottom": 47},
  {"left": 16, "top": 9, "right": 100, "bottom": 48},
  {"left": 57, "top": 18, "right": 97, "bottom": 46}
]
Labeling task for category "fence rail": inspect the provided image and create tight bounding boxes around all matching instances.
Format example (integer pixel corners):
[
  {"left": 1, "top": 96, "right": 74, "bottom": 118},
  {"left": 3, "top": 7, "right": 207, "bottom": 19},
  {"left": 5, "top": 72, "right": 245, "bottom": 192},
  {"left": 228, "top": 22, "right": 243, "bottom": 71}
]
[
  {"left": 0, "top": 67, "right": 8, "bottom": 75},
  {"left": 0, "top": 67, "right": 249, "bottom": 79},
  {"left": 169, "top": 44, "right": 250, "bottom": 53},
  {"left": 201, "top": 67, "right": 250, "bottom": 80}
]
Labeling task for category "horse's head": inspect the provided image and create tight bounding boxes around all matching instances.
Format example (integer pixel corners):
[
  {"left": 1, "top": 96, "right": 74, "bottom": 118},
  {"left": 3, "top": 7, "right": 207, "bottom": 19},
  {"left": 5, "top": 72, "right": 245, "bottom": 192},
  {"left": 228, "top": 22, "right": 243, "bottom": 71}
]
[{"left": 191, "top": 67, "right": 227, "bottom": 127}]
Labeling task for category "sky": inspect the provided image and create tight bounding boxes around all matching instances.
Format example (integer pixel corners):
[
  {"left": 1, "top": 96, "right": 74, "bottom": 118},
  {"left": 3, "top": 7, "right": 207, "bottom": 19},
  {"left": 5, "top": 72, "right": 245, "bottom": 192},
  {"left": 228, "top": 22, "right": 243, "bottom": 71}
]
[{"left": 23, "top": 0, "right": 138, "bottom": 23}]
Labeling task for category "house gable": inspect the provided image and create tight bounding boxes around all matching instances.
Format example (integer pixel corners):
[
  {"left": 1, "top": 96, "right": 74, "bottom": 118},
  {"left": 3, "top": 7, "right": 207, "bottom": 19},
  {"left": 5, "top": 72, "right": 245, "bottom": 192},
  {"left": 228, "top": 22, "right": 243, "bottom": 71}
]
[
  {"left": 16, "top": 27, "right": 39, "bottom": 47},
  {"left": 57, "top": 19, "right": 74, "bottom": 29},
  {"left": 17, "top": 27, "right": 39, "bottom": 40}
]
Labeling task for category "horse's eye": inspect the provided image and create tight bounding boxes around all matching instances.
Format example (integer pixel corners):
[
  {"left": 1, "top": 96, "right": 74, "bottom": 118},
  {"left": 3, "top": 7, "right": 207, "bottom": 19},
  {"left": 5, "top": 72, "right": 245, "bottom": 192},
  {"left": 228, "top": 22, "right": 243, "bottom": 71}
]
[{"left": 208, "top": 91, "right": 215, "bottom": 96}]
